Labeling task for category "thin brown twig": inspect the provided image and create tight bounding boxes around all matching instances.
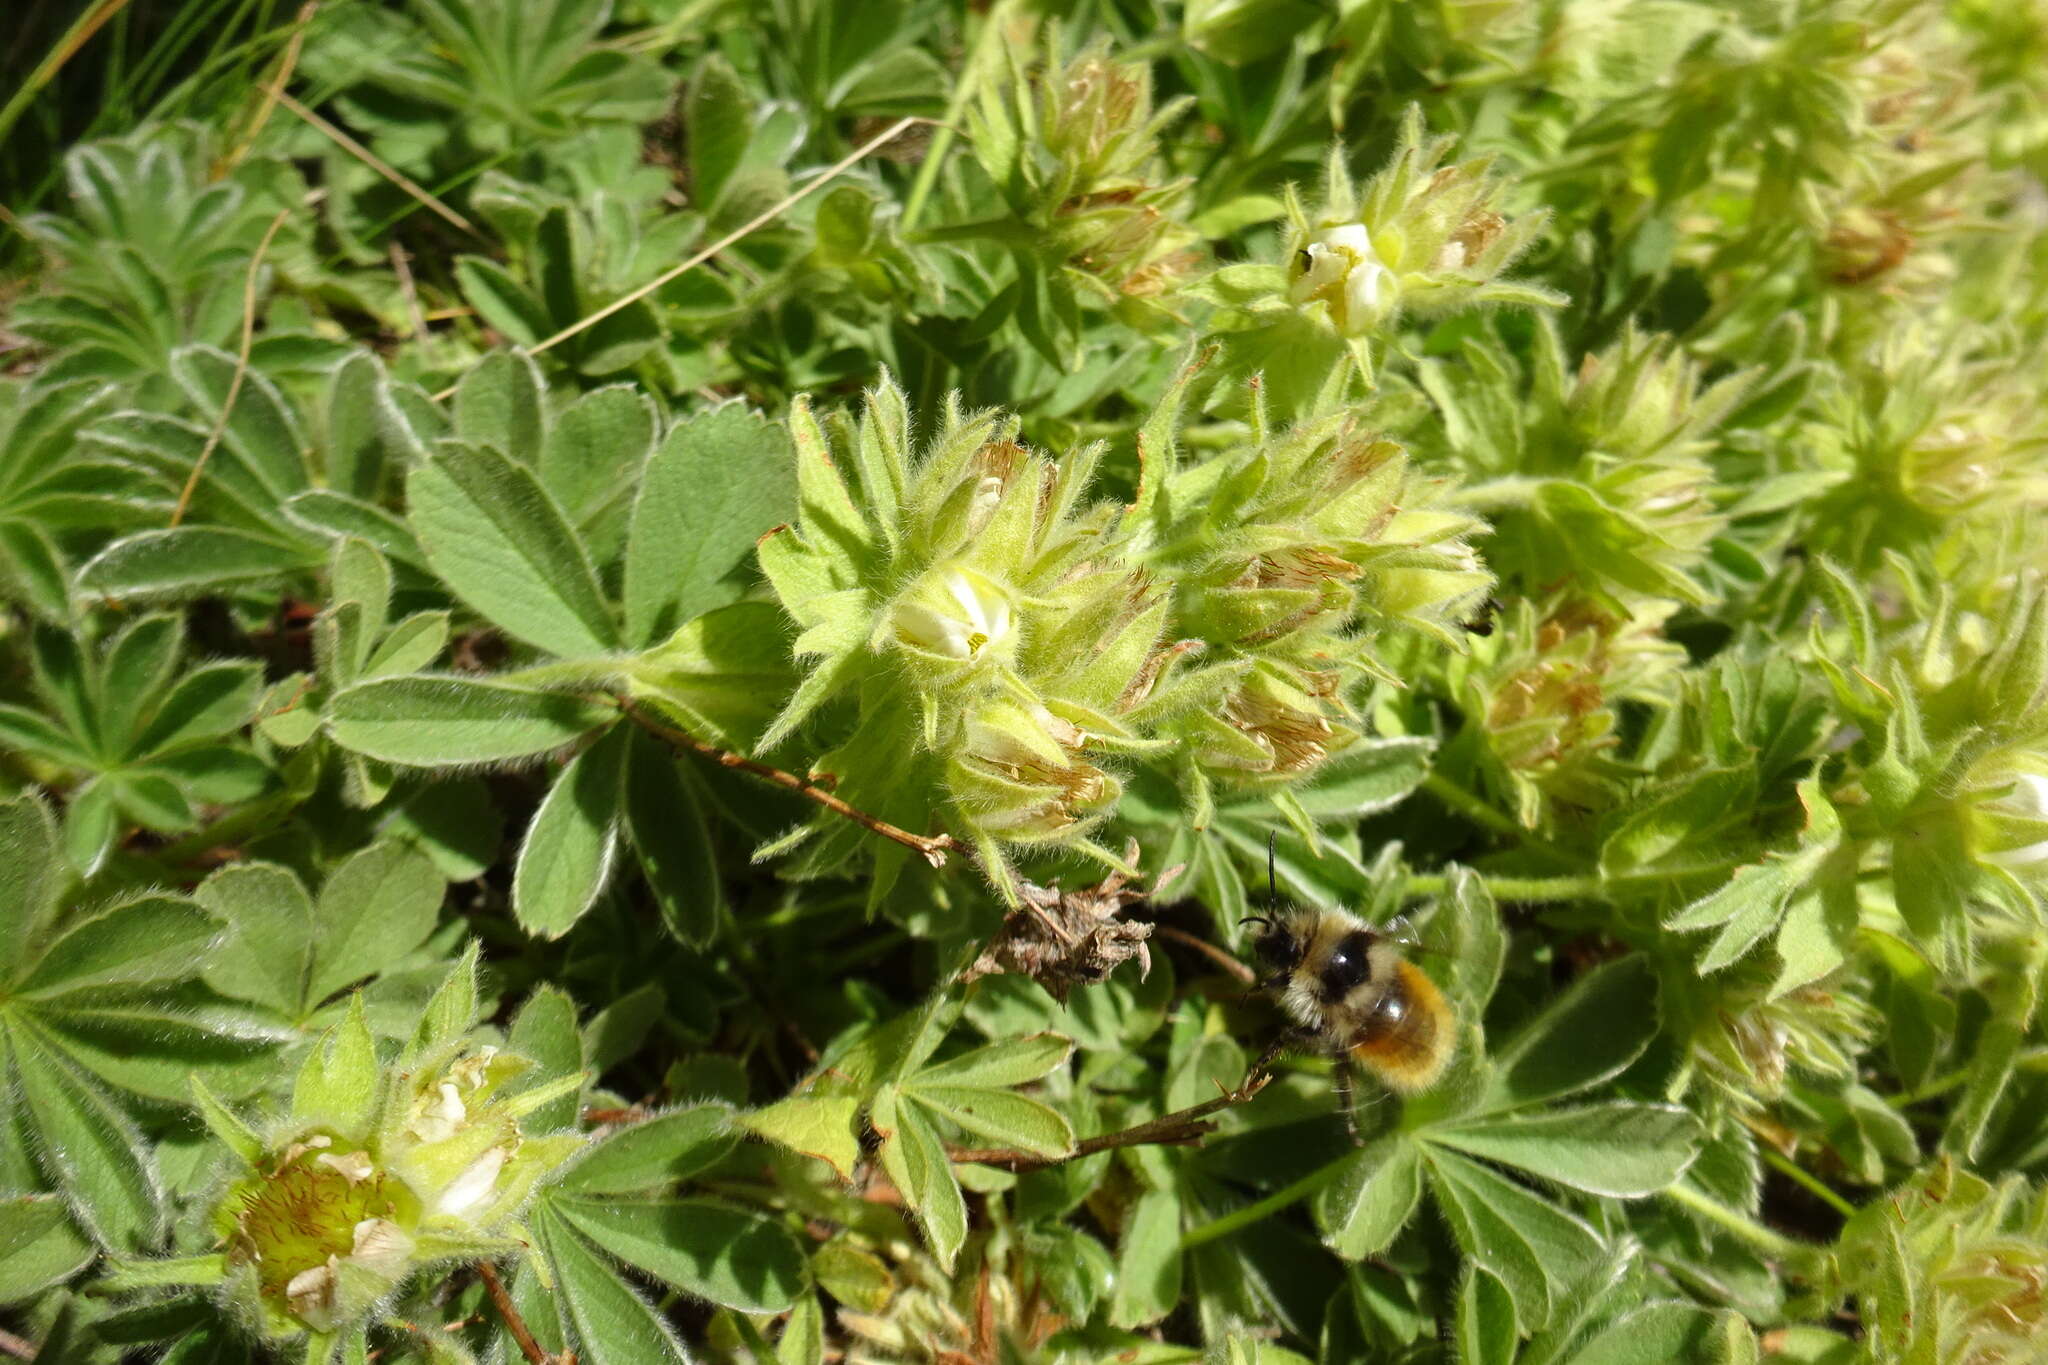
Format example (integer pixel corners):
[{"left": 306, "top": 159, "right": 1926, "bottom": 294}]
[
  {"left": 477, "top": 1261, "right": 569, "bottom": 1365},
  {"left": 275, "top": 90, "right": 479, "bottom": 236},
  {"left": 947, "top": 1072, "right": 1273, "bottom": 1171},
  {"left": 171, "top": 207, "right": 292, "bottom": 527},
  {"left": 0, "top": 1324, "right": 35, "bottom": 1361},
  {"left": 223, "top": 0, "right": 318, "bottom": 170},
  {"left": 1155, "top": 923, "right": 1256, "bottom": 984},
  {"left": 622, "top": 700, "right": 961, "bottom": 867}
]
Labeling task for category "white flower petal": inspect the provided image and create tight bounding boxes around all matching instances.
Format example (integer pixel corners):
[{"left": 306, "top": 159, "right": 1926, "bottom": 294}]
[
  {"left": 438, "top": 1146, "right": 508, "bottom": 1217},
  {"left": 285, "top": 1261, "right": 338, "bottom": 1328}
]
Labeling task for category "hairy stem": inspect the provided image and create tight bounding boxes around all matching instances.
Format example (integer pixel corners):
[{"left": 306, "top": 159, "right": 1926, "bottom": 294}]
[
  {"left": 478, "top": 1261, "right": 565, "bottom": 1365},
  {"left": 1663, "top": 1181, "right": 1810, "bottom": 1262},
  {"left": 1179, "top": 1160, "right": 1348, "bottom": 1250},
  {"left": 1760, "top": 1147, "right": 1858, "bottom": 1220},
  {"left": 1404, "top": 858, "right": 1744, "bottom": 903},
  {"left": 948, "top": 1074, "right": 1272, "bottom": 1171},
  {"left": 621, "top": 700, "right": 961, "bottom": 867}
]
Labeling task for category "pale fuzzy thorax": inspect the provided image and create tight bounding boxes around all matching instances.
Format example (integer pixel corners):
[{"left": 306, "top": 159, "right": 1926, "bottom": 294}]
[{"left": 1270, "top": 907, "right": 1406, "bottom": 1040}]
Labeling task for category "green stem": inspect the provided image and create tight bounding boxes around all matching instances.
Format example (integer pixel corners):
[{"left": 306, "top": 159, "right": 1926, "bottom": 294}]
[
  {"left": 1760, "top": 1148, "right": 1857, "bottom": 1219},
  {"left": 1179, "top": 1161, "right": 1345, "bottom": 1250},
  {"left": 1419, "top": 771, "right": 1528, "bottom": 842},
  {"left": 1455, "top": 476, "right": 1548, "bottom": 513},
  {"left": 900, "top": 0, "right": 1014, "bottom": 232},
  {"left": 1662, "top": 1182, "right": 1809, "bottom": 1262},
  {"left": 1404, "top": 858, "right": 1745, "bottom": 903}
]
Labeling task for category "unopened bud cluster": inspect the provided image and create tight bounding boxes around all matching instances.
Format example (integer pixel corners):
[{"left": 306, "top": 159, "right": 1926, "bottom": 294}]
[{"left": 752, "top": 367, "right": 1490, "bottom": 893}]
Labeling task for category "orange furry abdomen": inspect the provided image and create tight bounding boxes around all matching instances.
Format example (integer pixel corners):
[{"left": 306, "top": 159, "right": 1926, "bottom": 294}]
[{"left": 1348, "top": 959, "right": 1453, "bottom": 1093}]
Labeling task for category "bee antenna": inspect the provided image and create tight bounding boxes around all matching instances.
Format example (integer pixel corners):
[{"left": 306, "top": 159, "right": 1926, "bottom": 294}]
[{"left": 1266, "top": 829, "right": 1279, "bottom": 910}]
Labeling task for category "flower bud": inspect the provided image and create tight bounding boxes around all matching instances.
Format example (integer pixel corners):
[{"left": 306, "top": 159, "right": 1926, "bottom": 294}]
[{"left": 133, "top": 962, "right": 588, "bottom": 1346}]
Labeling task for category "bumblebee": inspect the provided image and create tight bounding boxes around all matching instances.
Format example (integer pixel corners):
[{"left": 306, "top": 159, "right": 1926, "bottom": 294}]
[{"left": 1241, "top": 897, "right": 1456, "bottom": 1136}]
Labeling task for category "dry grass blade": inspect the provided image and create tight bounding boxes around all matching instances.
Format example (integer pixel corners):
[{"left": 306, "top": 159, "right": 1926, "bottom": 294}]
[
  {"left": 424, "top": 115, "right": 931, "bottom": 400},
  {"left": 171, "top": 207, "right": 292, "bottom": 527},
  {"left": 276, "top": 90, "right": 478, "bottom": 237}
]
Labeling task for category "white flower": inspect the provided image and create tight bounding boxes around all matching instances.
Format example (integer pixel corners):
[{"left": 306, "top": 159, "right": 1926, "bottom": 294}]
[
  {"left": 284, "top": 1262, "right": 337, "bottom": 1329},
  {"left": 1987, "top": 772, "right": 2048, "bottom": 867},
  {"left": 892, "top": 567, "right": 1014, "bottom": 661},
  {"left": 407, "top": 1083, "right": 468, "bottom": 1143},
  {"left": 350, "top": 1217, "right": 412, "bottom": 1269},
  {"left": 1289, "top": 223, "right": 1392, "bottom": 336},
  {"left": 314, "top": 1150, "right": 377, "bottom": 1184},
  {"left": 437, "top": 1145, "right": 508, "bottom": 1217}
]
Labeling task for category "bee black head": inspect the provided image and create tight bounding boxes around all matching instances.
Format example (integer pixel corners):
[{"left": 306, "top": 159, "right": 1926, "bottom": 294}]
[{"left": 1241, "top": 916, "right": 1300, "bottom": 974}]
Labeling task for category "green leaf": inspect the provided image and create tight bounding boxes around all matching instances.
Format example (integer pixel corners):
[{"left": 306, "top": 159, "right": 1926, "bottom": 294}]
[
  {"left": 16, "top": 894, "right": 217, "bottom": 999},
  {"left": 686, "top": 54, "right": 754, "bottom": 214},
  {"left": 913, "top": 1033, "right": 1073, "bottom": 1089},
  {"left": 307, "top": 839, "right": 445, "bottom": 1004},
  {"left": 196, "top": 862, "right": 315, "bottom": 1016},
  {"left": 291, "top": 995, "right": 378, "bottom": 1133},
  {"left": 914, "top": 1086, "right": 1073, "bottom": 1159},
  {"left": 0, "top": 1193, "right": 94, "bottom": 1303},
  {"left": 542, "top": 385, "right": 656, "bottom": 526},
  {"left": 327, "top": 675, "right": 610, "bottom": 765},
  {"left": 1455, "top": 1267, "right": 1518, "bottom": 1365},
  {"left": 1285, "top": 738, "right": 1435, "bottom": 818},
  {"left": 1108, "top": 1186, "right": 1183, "bottom": 1328},
  {"left": 456, "top": 256, "right": 549, "bottom": 348},
  {"left": 410, "top": 943, "right": 481, "bottom": 1059},
  {"left": 189, "top": 1074, "right": 264, "bottom": 1167},
  {"left": 508, "top": 985, "right": 587, "bottom": 1132},
  {"left": 563, "top": 1105, "right": 737, "bottom": 1194},
  {"left": 1480, "top": 955, "right": 1658, "bottom": 1112},
  {"left": 514, "top": 724, "right": 627, "bottom": 939},
  {"left": 1564, "top": 1303, "right": 1734, "bottom": 1365},
  {"left": 324, "top": 350, "right": 392, "bottom": 501},
  {"left": 170, "top": 345, "right": 308, "bottom": 498},
  {"left": 534, "top": 1203, "right": 689, "bottom": 1365},
  {"left": 77, "top": 527, "right": 318, "bottom": 599},
  {"left": 623, "top": 405, "right": 795, "bottom": 646},
  {"left": 1428, "top": 1102, "right": 1703, "bottom": 1197},
  {"left": 452, "top": 349, "right": 547, "bottom": 467},
  {"left": 0, "top": 794, "right": 64, "bottom": 958},
  {"left": 627, "top": 600, "right": 795, "bottom": 748},
  {"left": 1316, "top": 1137, "right": 1423, "bottom": 1260},
  {"left": 872, "top": 1085, "right": 966, "bottom": 1269},
  {"left": 739, "top": 1095, "right": 861, "bottom": 1181},
  {"left": 622, "top": 728, "right": 723, "bottom": 945},
  {"left": 552, "top": 1194, "right": 807, "bottom": 1313},
  {"left": 5, "top": 1020, "right": 163, "bottom": 1249},
  {"left": 408, "top": 440, "right": 619, "bottom": 657},
  {"left": 1424, "top": 1148, "right": 1604, "bottom": 1332}
]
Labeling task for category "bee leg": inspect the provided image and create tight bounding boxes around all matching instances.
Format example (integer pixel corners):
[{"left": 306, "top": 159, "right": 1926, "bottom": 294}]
[
  {"left": 1333, "top": 1058, "right": 1363, "bottom": 1147},
  {"left": 1247, "top": 1027, "right": 1307, "bottom": 1087}
]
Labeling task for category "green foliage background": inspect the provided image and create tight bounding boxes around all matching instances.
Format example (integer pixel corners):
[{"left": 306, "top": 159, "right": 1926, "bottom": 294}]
[{"left": 3, "top": 0, "right": 2047, "bottom": 1361}]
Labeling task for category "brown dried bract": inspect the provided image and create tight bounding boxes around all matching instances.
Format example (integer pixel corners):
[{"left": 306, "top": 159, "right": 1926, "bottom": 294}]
[{"left": 963, "top": 843, "right": 1182, "bottom": 1001}]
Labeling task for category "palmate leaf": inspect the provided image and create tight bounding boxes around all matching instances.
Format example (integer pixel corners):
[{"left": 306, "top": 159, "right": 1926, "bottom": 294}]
[
  {"left": 1311, "top": 955, "right": 1700, "bottom": 1331},
  {"left": 532, "top": 1201, "right": 690, "bottom": 1365},
  {"left": 0, "top": 1017, "right": 164, "bottom": 1250}
]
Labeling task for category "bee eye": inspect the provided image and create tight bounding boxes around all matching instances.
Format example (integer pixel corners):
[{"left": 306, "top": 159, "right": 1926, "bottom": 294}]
[
  {"left": 1319, "top": 930, "right": 1374, "bottom": 999},
  {"left": 1295, "top": 248, "right": 1313, "bottom": 274}
]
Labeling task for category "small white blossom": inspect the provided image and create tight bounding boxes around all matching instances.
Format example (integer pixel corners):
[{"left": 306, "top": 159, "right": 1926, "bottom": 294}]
[
  {"left": 893, "top": 568, "right": 1014, "bottom": 661},
  {"left": 1988, "top": 772, "right": 2048, "bottom": 867},
  {"left": 438, "top": 1145, "right": 508, "bottom": 1217},
  {"left": 1290, "top": 224, "right": 1392, "bottom": 336},
  {"left": 407, "top": 1083, "right": 468, "bottom": 1143}
]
